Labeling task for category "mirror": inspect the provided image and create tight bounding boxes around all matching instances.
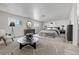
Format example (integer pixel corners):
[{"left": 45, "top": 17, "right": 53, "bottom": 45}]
[{"left": 27, "top": 21, "right": 32, "bottom": 29}]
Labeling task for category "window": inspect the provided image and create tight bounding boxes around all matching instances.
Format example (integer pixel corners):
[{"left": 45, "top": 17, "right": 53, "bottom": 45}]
[
  {"left": 8, "top": 17, "right": 22, "bottom": 27},
  {"left": 16, "top": 19, "right": 22, "bottom": 26}
]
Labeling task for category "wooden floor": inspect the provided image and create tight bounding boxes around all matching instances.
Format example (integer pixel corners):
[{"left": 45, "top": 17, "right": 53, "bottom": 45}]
[{"left": 0, "top": 35, "right": 79, "bottom": 55}]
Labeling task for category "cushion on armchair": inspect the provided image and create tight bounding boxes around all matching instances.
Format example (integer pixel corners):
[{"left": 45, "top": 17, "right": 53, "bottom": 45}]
[{"left": 0, "top": 29, "right": 6, "bottom": 37}]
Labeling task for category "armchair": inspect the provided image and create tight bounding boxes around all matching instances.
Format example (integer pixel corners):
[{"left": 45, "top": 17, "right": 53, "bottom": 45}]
[
  {"left": 0, "top": 30, "right": 7, "bottom": 46},
  {"left": 0, "top": 29, "right": 14, "bottom": 46}
]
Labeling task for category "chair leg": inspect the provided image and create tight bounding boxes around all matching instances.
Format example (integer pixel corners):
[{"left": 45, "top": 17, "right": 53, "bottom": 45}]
[
  {"left": 2, "top": 37, "right": 7, "bottom": 46},
  {"left": 0, "top": 37, "right": 7, "bottom": 46},
  {"left": 11, "top": 38, "right": 14, "bottom": 41}
]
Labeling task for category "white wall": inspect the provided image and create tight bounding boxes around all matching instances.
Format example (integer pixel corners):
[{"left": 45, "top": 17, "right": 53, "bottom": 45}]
[
  {"left": 0, "top": 11, "right": 43, "bottom": 36},
  {"left": 70, "top": 4, "right": 78, "bottom": 46},
  {"left": 25, "top": 19, "right": 43, "bottom": 33},
  {"left": 77, "top": 4, "right": 79, "bottom": 46}
]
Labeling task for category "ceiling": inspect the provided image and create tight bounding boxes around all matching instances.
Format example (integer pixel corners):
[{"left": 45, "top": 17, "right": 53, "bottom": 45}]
[{"left": 0, "top": 3, "right": 73, "bottom": 22}]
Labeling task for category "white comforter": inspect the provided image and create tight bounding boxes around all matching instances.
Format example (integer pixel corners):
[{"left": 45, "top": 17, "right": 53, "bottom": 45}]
[{"left": 38, "top": 29, "right": 60, "bottom": 38}]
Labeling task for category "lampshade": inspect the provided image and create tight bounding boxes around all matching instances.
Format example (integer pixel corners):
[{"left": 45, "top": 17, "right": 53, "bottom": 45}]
[{"left": 9, "top": 22, "right": 15, "bottom": 27}]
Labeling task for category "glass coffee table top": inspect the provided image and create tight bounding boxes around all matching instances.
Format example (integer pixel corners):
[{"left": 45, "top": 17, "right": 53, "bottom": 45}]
[{"left": 17, "top": 36, "right": 39, "bottom": 44}]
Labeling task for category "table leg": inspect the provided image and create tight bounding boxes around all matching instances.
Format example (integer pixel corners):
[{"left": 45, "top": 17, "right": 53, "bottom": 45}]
[
  {"left": 19, "top": 43, "right": 36, "bottom": 49},
  {"left": 19, "top": 43, "right": 23, "bottom": 49},
  {"left": 31, "top": 43, "right": 36, "bottom": 49},
  {"left": 19, "top": 43, "right": 28, "bottom": 49},
  {"left": 11, "top": 38, "right": 14, "bottom": 41}
]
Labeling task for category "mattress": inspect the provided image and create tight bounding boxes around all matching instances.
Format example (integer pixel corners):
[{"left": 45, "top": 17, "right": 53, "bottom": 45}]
[{"left": 38, "top": 29, "right": 60, "bottom": 38}]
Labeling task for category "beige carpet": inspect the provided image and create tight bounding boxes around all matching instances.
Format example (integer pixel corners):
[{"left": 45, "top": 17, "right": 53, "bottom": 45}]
[{"left": 0, "top": 35, "right": 79, "bottom": 55}]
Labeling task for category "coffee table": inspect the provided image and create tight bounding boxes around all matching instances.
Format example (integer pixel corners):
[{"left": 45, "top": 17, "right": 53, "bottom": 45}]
[{"left": 17, "top": 36, "right": 39, "bottom": 49}]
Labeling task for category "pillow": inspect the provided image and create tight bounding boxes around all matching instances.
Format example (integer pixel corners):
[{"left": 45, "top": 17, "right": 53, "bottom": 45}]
[{"left": 46, "top": 27, "right": 51, "bottom": 30}]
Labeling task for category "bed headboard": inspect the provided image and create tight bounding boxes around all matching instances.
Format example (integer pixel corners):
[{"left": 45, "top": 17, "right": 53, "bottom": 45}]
[
  {"left": 44, "top": 27, "right": 60, "bottom": 31},
  {"left": 54, "top": 27, "right": 60, "bottom": 30}
]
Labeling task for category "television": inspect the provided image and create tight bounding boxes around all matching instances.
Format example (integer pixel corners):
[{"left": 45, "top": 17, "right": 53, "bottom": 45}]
[{"left": 24, "top": 29, "right": 35, "bottom": 35}]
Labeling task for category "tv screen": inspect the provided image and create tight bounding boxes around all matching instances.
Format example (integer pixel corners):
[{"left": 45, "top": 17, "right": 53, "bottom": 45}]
[{"left": 24, "top": 29, "right": 35, "bottom": 35}]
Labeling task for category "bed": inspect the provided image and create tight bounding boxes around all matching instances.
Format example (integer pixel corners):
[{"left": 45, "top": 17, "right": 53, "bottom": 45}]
[{"left": 38, "top": 28, "right": 60, "bottom": 38}]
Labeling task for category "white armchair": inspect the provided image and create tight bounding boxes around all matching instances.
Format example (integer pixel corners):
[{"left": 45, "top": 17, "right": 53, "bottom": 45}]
[
  {"left": 0, "top": 29, "right": 7, "bottom": 46},
  {"left": 0, "top": 29, "right": 14, "bottom": 46}
]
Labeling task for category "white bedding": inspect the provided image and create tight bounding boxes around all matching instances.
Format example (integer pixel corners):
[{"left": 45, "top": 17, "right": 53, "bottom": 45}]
[{"left": 38, "top": 28, "right": 60, "bottom": 38}]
